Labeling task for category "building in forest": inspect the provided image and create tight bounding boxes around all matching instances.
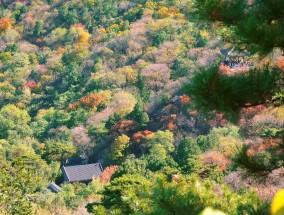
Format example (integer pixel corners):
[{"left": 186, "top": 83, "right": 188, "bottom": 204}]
[{"left": 61, "top": 163, "right": 103, "bottom": 183}]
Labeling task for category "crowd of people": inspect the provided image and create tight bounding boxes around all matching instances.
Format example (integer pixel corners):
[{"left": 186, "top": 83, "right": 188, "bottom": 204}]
[{"left": 221, "top": 59, "right": 253, "bottom": 69}]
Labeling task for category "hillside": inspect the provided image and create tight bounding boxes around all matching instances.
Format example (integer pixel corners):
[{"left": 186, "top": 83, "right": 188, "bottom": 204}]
[{"left": 0, "top": 0, "right": 283, "bottom": 214}]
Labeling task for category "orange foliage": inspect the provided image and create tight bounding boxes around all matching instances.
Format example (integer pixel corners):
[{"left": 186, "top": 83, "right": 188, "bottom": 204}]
[
  {"left": 219, "top": 65, "right": 234, "bottom": 75},
  {"left": 277, "top": 58, "right": 284, "bottom": 71},
  {"left": 56, "top": 47, "right": 66, "bottom": 55},
  {"left": 68, "top": 92, "right": 109, "bottom": 111},
  {"left": 111, "top": 120, "right": 136, "bottom": 135},
  {"left": 167, "top": 121, "right": 176, "bottom": 131},
  {"left": 99, "top": 165, "right": 119, "bottom": 183},
  {"left": 36, "top": 38, "right": 43, "bottom": 44},
  {"left": 246, "top": 138, "right": 283, "bottom": 157},
  {"left": 180, "top": 95, "right": 191, "bottom": 104},
  {"left": 37, "top": 109, "right": 48, "bottom": 117},
  {"left": 200, "top": 151, "right": 229, "bottom": 171},
  {"left": 132, "top": 130, "right": 153, "bottom": 143},
  {"left": 70, "top": 23, "right": 86, "bottom": 29},
  {"left": 0, "top": 17, "right": 13, "bottom": 32}
]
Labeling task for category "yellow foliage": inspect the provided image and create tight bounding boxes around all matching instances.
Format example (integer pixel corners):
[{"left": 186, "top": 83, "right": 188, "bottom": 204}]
[
  {"left": 110, "top": 134, "right": 130, "bottom": 162},
  {"left": 99, "top": 28, "right": 107, "bottom": 34},
  {"left": 107, "top": 24, "right": 119, "bottom": 32},
  {"left": 200, "top": 30, "right": 210, "bottom": 40},
  {"left": 0, "top": 52, "right": 12, "bottom": 63},
  {"left": 41, "top": 75, "right": 52, "bottom": 82},
  {"left": 148, "top": 19, "right": 170, "bottom": 31},
  {"left": 157, "top": 6, "right": 181, "bottom": 18},
  {"left": 110, "top": 91, "right": 136, "bottom": 116},
  {"left": 78, "top": 31, "right": 91, "bottom": 46},
  {"left": 215, "top": 136, "right": 242, "bottom": 158},
  {"left": 115, "top": 66, "right": 138, "bottom": 85},
  {"left": 273, "top": 106, "right": 284, "bottom": 119},
  {"left": 145, "top": 1, "right": 157, "bottom": 9},
  {"left": 34, "top": 83, "right": 42, "bottom": 92},
  {"left": 157, "top": 6, "right": 169, "bottom": 18},
  {"left": 271, "top": 189, "right": 284, "bottom": 215},
  {"left": 0, "top": 81, "right": 16, "bottom": 92},
  {"left": 117, "top": 31, "right": 125, "bottom": 36},
  {"left": 262, "top": 106, "right": 284, "bottom": 120},
  {"left": 82, "top": 0, "right": 95, "bottom": 7}
]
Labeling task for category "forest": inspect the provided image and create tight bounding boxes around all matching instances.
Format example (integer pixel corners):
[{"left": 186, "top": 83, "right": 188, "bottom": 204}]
[{"left": 0, "top": 0, "right": 283, "bottom": 214}]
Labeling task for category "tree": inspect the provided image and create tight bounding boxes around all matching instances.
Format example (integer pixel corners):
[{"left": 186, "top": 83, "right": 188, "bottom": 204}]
[
  {"left": 147, "top": 175, "right": 268, "bottom": 215},
  {"left": 44, "top": 27, "right": 67, "bottom": 46},
  {"left": 99, "top": 165, "right": 119, "bottom": 183},
  {"left": 0, "top": 104, "right": 31, "bottom": 139},
  {"left": 0, "top": 17, "right": 13, "bottom": 32},
  {"left": 146, "top": 144, "right": 178, "bottom": 171},
  {"left": 34, "top": 21, "right": 43, "bottom": 37},
  {"left": 95, "top": 174, "right": 151, "bottom": 214},
  {"left": 185, "top": 65, "right": 280, "bottom": 113},
  {"left": 110, "top": 91, "right": 137, "bottom": 117},
  {"left": 140, "top": 64, "right": 171, "bottom": 91},
  {"left": 0, "top": 145, "right": 48, "bottom": 215},
  {"left": 109, "top": 134, "right": 130, "bottom": 164},
  {"left": 71, "top": 125, "right": 92, "bottom": 157},
  {"left": 128, "top": 97, "right": 149, "bottom": 127},
  {"left": 42, "top": 140, "right": 76, "bottom": 166},
  {"left": 0, "top": 161, "right": 34, "bottom": 215},
  {"left": 144, "top": 130, "right": 175, "bottom": 153},
  {"left": 176, "top": 137, "right": 201, "bottom": 168},
  {"left": 193, "top": 0, "right": 284, "bottom": 52}
]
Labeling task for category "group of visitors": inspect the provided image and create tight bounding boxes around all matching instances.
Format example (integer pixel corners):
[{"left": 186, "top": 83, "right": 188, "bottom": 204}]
[{"left": 221, "top": 59, "right": 252, "bottom": 69}]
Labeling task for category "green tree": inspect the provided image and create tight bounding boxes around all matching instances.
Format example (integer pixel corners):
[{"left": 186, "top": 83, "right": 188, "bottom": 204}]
[
  {"left": 193, "top": 0, "right": 284, "bottom": 52},
  {"left": 145, "top": 130, "right": 175, "bottom": 153},
  {"left": 42, "top": 140, "right": 76, "bottom": 166},
  {"left": 95, "top": 174, "right": 151, "bottom": 214},
  {"left": 185, "top": 65, "right": 280, "bottom": 113},
  {"left": 147, "top": 175, "right": 268, "bottom": 215},
  {"left": 146, "top": 144, "right": 178, "bottom": 172},
  {"left": 0, "top": 104, "right": 31, "bottom": 139},
  {"left": 0, "top": 161, "right": 34, "bottom": 215},
  {"left": 176, "top": 137, "right": 201, "bottom": 168},
  {"left": 109, "top": 134, "right": 130, "bottom": 164},
  {"left": 34, "top": 20, "right": 43, "bottom": 37},
  {"left": 128, "top": 97, "right": 149, "bottom": 127}
]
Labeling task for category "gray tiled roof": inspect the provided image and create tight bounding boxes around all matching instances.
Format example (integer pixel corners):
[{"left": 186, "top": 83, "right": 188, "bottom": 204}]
[
  {"left": 62, "top": 163, "right": 103, "bottom": 183},
  {"left": 47, "top": 182, "right": 62, "bottom": 193}
]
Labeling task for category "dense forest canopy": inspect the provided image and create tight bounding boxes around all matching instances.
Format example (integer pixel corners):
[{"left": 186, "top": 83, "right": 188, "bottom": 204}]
[{"left": 0, "top": 0, "right": 283, "bottom": 214}]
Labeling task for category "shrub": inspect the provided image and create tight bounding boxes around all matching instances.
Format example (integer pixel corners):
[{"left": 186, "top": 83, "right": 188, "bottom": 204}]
[{"left": 197, "top": 126, "right": 241, "bottom": 152}]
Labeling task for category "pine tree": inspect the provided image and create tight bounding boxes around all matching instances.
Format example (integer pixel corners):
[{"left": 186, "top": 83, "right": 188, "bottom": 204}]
[{"left": 193, "top": 0, "right": 284, "bottom": 52}]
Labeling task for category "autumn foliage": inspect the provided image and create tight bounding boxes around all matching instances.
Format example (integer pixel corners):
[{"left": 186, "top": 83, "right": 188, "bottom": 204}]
[
  {"left": 132, "top": 130, "right": 153, "bottom": 143},
  {"left": 200, "top": 151, "right": 230, "bottom": 171},
  {"left": 0, "top": 17, "right": 13, "bottom": 32},
  {"left": 99, "top": 165, "right": 119, "bottom": 183},
  {"left": 67, "top": 91, "right": 110, "bottom": 111}
]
